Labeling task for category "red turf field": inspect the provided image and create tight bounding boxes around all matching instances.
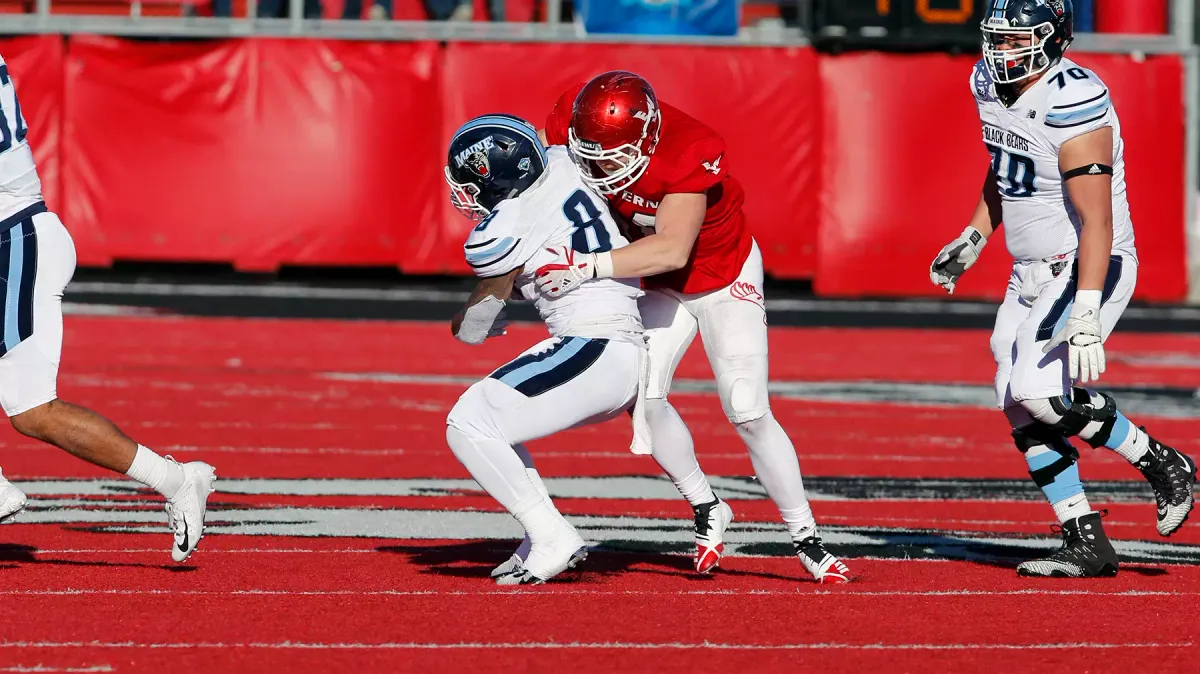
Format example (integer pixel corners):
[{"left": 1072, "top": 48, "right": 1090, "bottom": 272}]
[{"left": 0, "top": 316, "right": 1198, "bottom": 672}]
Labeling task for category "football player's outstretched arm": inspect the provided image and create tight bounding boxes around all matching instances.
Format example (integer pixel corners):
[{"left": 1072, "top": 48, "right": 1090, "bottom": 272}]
[
  {"left": 1059, "top": 127, "right": 1115, "bottom": 293},
  {"left": 533, "top": 192, "right": 706, "bottom": 297},
  {"left": 451, "top": 266, "right": 523, "bottom": 345},
  {"left": 606, "top": 192, "right": 706, "bottom": 277}
]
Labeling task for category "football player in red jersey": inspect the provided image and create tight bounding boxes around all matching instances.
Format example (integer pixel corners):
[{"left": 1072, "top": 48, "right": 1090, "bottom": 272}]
[{"left": 534, "top": 71, "right": 850, "bottom": 583}]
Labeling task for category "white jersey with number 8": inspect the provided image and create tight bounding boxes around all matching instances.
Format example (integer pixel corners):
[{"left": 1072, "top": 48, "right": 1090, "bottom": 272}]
[{"left": 463, "top": 146, "right": 644, "bottom": 344}]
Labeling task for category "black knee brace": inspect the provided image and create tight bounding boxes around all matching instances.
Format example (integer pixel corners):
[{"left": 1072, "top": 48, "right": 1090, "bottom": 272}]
[
  {"left": 1047, "top": 388, "right": 1119, "bottom": 448},
  {"left": 1012, "top": 422, "right": 1079, "bottom": 489}
]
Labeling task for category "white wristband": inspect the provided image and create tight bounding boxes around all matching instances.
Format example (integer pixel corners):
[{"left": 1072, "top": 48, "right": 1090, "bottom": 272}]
[
  {"left": 1075, "top": 289, "right": 1102, "bottom": 311},
  {"left": 593, "top": 251, "right": 615, "bottom": 279},
  {"left": 962, "top": 226, "right": 987, "bottom": 251}
]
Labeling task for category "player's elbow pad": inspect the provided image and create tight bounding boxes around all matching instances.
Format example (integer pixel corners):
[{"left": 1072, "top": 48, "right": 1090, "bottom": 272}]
[{"left": 454, "top": 295, "right": 505, "bottom": 345}]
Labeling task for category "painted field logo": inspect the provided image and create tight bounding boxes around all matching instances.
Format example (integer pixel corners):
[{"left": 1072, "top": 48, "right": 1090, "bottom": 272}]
[{"left": 10, "top": 476, "right": 1200, "bottom": 567}]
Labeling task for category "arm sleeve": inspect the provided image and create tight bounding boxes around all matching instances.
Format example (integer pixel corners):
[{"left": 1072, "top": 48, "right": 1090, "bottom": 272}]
[
  {"left": 462, "top": 204, "right": 530, "bottom": 278},
  {"left": 1044, "top": 73, "right": 1114, "bottom": 148}
]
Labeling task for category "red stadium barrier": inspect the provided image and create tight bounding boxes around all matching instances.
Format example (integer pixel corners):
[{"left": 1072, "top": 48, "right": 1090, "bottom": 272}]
[
  {"left": 1071, "top": 52, "right": 1187, "bottom": 302},
  {"left": 61, "top": 36, "right": 442, "bottom": 271},
  {"left": 816, "top": 52, "right": 1187, "bottom": 302},
  {"left": 0, "top": 36, "right": 1186, "bottom": 299},
  {"left": 0, "top": 36, "right": 75, "bottom": 257},
  {"left": 1095, "top": 0, "right": 1169, "bottom": 35},
  {"left": 816, "top": 52, "right": 1014, "bottom": 300}
]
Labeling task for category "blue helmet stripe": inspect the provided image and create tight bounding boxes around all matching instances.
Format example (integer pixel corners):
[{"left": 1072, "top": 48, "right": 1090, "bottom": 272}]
[
  {"left": 989, "top": 0, "right": 1009, "bottom": 20},
  {"left": 452, "top": 116, "right": 548, "bottom": 168}
]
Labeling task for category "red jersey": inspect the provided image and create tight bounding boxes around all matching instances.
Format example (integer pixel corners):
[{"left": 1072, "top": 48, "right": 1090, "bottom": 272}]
[{"left": 546, "top": 84, "right": 752, "bottom": 295}]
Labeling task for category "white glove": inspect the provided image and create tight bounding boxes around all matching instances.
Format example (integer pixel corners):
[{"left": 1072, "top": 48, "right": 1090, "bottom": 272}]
[
  {"left": 454, "top": 295, "right": 507, "bottom": 345},
  {"left": 534, "top": 246, "right": 614, "bottom": 298},
  {"left": 1043, "top": 290, "right": 1105, "bottom": 383},
  {"left": 930, "top": 227, "right": 987, "bottom": 294},
  {"left": 487, "top": 307, "right": 509, "bottom": 338}
]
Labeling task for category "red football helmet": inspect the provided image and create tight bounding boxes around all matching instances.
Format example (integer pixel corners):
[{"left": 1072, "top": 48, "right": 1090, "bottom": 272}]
[{"left": 568, "top": 71, "right": 662, "bottom": 195}]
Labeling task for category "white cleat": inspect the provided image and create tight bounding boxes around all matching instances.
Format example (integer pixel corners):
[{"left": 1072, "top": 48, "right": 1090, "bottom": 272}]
[
  {"left": 693, "top": 498, "right": 734, "bottom": 574},
  {"left": 164, "top": 460, "right": 217, "bottom": 563},
  {"left": 0, "top": 470, "right": 26, "bottom": 524},
  {"left": 492, "top": 532, "right": 532, "bottom": 579},
  {"left": 491, "top": 553, "right": 523, "bottom": 579},
  {"left": 495, "top": 524, "right": 587, "bottom": 586},
  {"left": 795, "top": 535, "right": 852, "bottom": 584}
]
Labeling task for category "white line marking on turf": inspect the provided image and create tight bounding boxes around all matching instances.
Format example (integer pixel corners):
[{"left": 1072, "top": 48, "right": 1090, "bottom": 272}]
[
  {"left": 66, "top": 282, "right": 469, "bottom": 303},
  {"left": 0, "top": 662, "right": 112, "bottom": 666},
  {"left": 0, "top": 640, "right": 1191, "bottom": 651},
  {"left": 0, "top": 589, "right": 1191, "bottom": 598},
  {"left": 158, "top": 445, "right": 407, "bottom": 457}
]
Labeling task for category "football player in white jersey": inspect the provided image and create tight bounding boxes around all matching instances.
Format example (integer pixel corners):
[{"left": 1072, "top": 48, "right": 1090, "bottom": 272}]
[
  {"left": 0, "top": 54, "right": 216, "bottom": 562},
  {"left": 443, "top": 114, "right": 645, "bottom": 584},
  {"left": 930, "top": 0, "right": 1196, "bottom": 578}
]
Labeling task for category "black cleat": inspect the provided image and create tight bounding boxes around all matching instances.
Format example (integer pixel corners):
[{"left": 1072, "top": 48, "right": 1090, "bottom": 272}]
[
  {"left": 1017, "top": 511, "right": 1119, "bottom": 578},
  {"left": 1135, "top": 430, "right": 1196, "bottom": 537}
]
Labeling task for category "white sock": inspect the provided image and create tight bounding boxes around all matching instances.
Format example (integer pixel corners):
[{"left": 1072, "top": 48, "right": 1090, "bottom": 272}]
[
  {"left": 646, "top": 399, "right": 716, "bottom": 507},
  {"left": 512, "top": 493, "right": 565, "bottom": 546},
  {"left": 446, "top": 426, "right": 542, "bottom": 513},
  {"left": 674, "top": 467, "right": 717, "bottom": 508},
  {"left": 1111, "top": 426, "right": 1151, "bottom": 464},
  {"left": 125, "top": 445, "right": 185, "bottom": 499},
  {"left": 513, "top": 444, "right": 556, "bottom": 505},
  {"left": 1051, "top": 494, "right": 1092, "bottom": 524},
  {"left": 780, "top": 504, "right": 817, "bottom": 542},
  {"left": 513, "top": 444, "right": 556, "bottom": 561},
  {"left": 735, "top": 415, "right": 819, "bottom": 541},
  {"left": 736, "top": 414, "right": 811, "bottom": 508}
]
